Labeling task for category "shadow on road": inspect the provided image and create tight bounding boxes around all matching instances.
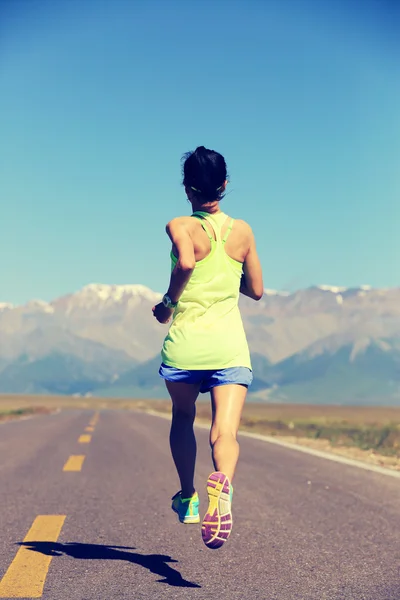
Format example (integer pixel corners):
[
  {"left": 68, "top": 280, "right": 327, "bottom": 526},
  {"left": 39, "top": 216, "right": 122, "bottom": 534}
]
[{"left": 19, "top": 541, "right": 201, "bottom": 588}]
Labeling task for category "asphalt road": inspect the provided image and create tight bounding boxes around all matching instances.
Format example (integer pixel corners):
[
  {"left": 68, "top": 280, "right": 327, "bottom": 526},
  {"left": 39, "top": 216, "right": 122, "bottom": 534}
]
[{"left": 0, "top": 409, "right": 399, "bottom": 600}]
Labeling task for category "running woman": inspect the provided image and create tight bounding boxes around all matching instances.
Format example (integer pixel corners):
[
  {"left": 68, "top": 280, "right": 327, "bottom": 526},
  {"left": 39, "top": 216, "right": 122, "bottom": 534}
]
[{"left": 152, "top": 146, "right": 263, "bottom": 549}]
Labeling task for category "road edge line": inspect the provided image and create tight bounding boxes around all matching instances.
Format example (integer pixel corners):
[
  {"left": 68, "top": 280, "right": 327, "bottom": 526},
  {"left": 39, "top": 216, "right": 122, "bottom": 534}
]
[{"left": 141, "top": 409, "right": 400, "bottom": 480}]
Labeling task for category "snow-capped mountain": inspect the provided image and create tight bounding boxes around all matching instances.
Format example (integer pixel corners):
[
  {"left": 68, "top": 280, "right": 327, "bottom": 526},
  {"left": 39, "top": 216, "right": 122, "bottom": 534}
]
[
  {"left": 52, "top": 284, "right": 162, "bottom": 314},
  {"left": 0, "top": 284, "right": 165, "bottom": 362},
  {"left": 263, "top": 288, "right": 290, "bottom": 297},
  {"left": 0, "top": 283, "right": 399, "bottom": 402},
  {"left": 0, "top": 303, "right": 14, "bottom": 312}
]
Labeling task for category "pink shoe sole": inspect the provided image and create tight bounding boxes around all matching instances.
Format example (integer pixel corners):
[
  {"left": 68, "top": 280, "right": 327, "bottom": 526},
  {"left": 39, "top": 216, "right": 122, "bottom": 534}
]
[{"left": 201, "top": 472, "right": 232, "bottom": 549}]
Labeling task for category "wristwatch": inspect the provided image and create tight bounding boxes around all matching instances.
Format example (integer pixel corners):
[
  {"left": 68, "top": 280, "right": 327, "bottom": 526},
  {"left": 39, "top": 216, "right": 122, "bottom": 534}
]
[{"left": 162, "top": 294, "right": 178, "bottom": 309}]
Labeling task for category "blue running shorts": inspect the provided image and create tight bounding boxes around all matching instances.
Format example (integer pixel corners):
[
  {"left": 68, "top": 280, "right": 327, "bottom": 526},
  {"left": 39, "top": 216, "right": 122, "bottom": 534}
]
[{"left": 159, "top": 363, "right": 253, "bottom": 394}]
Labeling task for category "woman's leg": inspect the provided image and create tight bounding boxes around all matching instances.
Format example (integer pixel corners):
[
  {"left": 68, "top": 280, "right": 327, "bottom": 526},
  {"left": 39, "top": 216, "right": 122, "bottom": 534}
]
[
  {"left": 201, "top": 384, "right": 247, "bottom": 549},
  {"left": 209, "top": 384, "right": 247, "bottom": 481},
  {"left": 166, "top": 380, "right": 200, "bottom": 498}
]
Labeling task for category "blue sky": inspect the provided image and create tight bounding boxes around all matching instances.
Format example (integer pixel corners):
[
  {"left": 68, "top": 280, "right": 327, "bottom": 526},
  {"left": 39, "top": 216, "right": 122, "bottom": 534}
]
[{"left": 1, "top": 0, "right": 399, "bottom": 304}]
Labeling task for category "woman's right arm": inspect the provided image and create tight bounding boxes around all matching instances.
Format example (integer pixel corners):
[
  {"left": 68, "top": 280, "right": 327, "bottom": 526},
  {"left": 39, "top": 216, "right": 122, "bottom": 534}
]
[{"left": 240, "top": 226, "right": 264, "bottom": 301}]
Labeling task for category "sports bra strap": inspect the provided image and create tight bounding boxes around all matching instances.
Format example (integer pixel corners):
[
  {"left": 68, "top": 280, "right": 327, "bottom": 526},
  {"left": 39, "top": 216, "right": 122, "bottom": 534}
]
[{"left": 222, "top": 218, "right": 234, "bottom": 244}]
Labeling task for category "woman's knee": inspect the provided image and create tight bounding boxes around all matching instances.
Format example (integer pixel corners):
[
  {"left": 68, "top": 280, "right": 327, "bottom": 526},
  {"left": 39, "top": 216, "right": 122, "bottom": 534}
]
[{"left": 172, "top": 402, "right": 196, "bottom": 420}]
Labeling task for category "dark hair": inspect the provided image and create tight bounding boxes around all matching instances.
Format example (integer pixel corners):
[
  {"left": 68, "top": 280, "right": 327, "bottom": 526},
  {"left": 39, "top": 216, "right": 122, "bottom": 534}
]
[{"left": 182, "top": 146, "right": 228, "bottom": 202}]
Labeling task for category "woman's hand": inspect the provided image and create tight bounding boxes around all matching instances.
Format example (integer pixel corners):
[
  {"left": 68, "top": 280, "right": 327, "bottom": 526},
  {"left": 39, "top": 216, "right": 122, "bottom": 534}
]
[{"left": 152, "top": 303, "right": 174, "bottom": 324}]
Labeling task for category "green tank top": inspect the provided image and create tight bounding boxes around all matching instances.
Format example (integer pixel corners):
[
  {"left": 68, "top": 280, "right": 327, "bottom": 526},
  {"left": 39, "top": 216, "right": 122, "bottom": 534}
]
[{"left": 161, "top": 211, "right": 251, "bottom": 370}]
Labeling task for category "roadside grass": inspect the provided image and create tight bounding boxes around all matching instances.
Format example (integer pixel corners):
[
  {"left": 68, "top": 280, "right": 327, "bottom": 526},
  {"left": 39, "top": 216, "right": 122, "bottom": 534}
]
[
  {"left": 0, "top": 395, "right": 157, "bottom": 413},
  {"left": 0, "top": 408, "right": 31, "bottom": 420},
  {"left": 1, "top": 394, "right": 399, "bottom": 458},
  {"left": 194, "top": 403, "right": 400, "bottom": 457},
  {"left": 0, "top": 406, "right": 52, "bottom": 421},
  {"left": 238, "top": 417, "right": 400, "bottom": 457}
]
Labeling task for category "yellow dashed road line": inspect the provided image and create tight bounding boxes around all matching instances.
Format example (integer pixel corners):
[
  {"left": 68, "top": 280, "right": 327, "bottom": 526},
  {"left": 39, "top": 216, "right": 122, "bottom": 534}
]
[
  {"left": 88, "top": 412, "right": 99, "bottom": 427},
  {"left": 0, "top": 515, "right": 66, "bottom": 598},
  {"left": 63, "top": 455, "right": 85, "bottom": 472},
  {"left": 1, "top": 412, "right": 102, "bottom": 595}
]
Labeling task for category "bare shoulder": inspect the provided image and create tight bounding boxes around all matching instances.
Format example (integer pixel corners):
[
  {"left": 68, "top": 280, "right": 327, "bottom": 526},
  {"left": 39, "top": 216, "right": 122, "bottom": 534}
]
[
  {"left": 166, "top": 216, "right": 193, "bottom": 230},
  {"left": 233, "top": 218, "right": 254, "bottom": 238},
  {"left": 166, "top": 216, "right": 195, "bottom": 239}
]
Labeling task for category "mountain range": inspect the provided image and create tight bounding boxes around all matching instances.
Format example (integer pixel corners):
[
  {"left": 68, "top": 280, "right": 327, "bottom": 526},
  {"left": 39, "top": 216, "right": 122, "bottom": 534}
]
[{"left": 1, "top": 283, "right": 399, "bottom": 404}]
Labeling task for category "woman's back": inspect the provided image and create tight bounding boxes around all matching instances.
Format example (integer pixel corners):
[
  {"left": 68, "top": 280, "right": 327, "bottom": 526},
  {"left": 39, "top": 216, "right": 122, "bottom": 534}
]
[
  {"left": 169, "top": 211, "right": 253, "bottom": 264},
  {"left": 161, "top": 210, "right": 252, "bottom": 370}
]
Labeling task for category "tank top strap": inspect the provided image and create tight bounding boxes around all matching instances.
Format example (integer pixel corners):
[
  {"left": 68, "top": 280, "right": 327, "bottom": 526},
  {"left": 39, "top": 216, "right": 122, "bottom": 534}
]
[
  {"left": 191, "top": 212, "right": 214, "bottom": 241},
  {"left": 207, "top": 212, "right": 231, "bottom": 244},
  {"left": 192, "top": 211, "right": 232, "bottom": 243}
]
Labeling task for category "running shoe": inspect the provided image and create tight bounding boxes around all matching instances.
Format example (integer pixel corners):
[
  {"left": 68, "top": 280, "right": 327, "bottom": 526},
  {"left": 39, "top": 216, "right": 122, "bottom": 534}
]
[
  {"left": 171, "top": 491, "right": 200, "bottom": 524},
  {"left": 201, "top": 471, "right": 233, "bottom": 549}
]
